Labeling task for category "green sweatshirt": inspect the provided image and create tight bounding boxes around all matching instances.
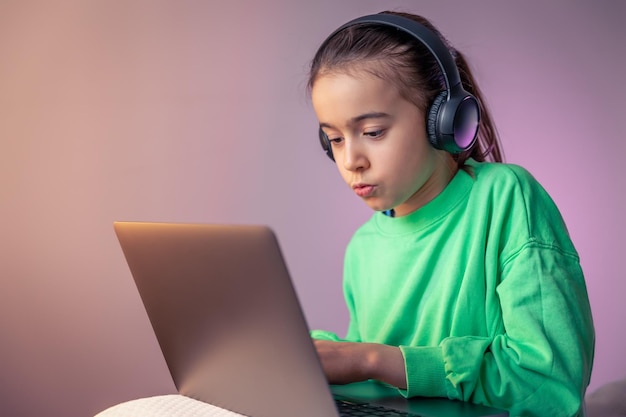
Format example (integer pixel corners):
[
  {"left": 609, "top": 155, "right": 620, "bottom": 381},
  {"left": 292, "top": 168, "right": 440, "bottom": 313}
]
[{"left": 312, "top": 161, "right": 594, "bottom": 417}]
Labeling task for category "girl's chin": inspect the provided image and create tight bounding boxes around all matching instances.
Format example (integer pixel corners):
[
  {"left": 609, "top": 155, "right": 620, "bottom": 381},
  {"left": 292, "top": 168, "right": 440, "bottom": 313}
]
[{"left": 362, "top": 198, "right": 393, "bottom": 213}]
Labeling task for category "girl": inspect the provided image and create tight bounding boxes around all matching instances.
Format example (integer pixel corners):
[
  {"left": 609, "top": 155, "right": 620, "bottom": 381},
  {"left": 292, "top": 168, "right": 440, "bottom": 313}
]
[{"left": 308, "top": 11, "right": 595, "bottom": 417}]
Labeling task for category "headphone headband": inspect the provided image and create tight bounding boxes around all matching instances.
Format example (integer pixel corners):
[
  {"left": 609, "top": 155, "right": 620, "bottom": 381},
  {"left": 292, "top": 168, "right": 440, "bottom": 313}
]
[{"left": 324, "top": 13, "right": 461, "bottom": 96}]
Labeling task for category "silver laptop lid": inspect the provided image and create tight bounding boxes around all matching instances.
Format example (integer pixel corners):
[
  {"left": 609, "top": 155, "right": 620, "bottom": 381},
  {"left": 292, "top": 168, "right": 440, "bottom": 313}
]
[{"left": 114, "top": 221, "right": 339, "bottom": 417}]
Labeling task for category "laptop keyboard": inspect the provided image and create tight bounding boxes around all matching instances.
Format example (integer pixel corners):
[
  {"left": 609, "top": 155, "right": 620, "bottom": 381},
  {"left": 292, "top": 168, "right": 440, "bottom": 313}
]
[{"left": 335, "top": 399, "right": 423, "bottom": 416}]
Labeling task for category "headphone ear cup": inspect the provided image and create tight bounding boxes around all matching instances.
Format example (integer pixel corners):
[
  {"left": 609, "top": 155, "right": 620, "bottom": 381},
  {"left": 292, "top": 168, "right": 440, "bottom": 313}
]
[
  {"left": 426, "top": 91, "right": 447, "bottom": 149},
  {"left": 318, "top": 128, "right": 335, "bottom": 161},
  {"left": 427, "top": 89, "right": 480, "bottom": 154}
]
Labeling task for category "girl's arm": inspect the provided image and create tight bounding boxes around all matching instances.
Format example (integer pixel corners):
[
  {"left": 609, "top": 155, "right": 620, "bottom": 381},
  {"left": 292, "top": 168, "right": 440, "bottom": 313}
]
[{"left": 313, "top": 339, "right": 406, "bottom": 388}]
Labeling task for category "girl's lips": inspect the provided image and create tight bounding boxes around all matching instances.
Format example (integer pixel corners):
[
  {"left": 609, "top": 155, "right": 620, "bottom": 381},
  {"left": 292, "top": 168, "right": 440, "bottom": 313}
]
[{"left": 353, "top": 184, "right": 375, "bottom": 197}]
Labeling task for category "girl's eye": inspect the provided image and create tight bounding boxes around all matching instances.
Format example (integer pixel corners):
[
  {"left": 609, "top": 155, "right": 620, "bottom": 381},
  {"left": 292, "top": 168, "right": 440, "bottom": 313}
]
[
  {"left": 328, "top": 137, "right": 344, "bottom": 145},
  {"left": 364, "top": 129, "right": 384, "bottom": 138}
]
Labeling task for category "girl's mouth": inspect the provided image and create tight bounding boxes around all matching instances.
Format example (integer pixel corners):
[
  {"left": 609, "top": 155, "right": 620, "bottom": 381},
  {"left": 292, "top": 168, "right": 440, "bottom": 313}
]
[{"left": 353, "top": 184, "right": 375, "bottom": 197}]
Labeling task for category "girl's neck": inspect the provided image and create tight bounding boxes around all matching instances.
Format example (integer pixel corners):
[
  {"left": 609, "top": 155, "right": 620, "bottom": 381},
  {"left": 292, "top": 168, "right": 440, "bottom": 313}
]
[{"left": 393, "top": 152, "right": 458, "bottom": 217}]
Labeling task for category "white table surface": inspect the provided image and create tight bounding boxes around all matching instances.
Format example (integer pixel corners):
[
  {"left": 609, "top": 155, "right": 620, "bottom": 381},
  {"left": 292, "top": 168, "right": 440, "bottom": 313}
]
[{"left": 95, "top": 395, "right": 247, "bottom": 417}]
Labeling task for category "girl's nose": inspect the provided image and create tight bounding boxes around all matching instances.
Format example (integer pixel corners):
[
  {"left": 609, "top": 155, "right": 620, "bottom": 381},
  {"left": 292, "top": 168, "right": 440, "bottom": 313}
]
[{"left": 342, "top": 137, "right": 369, "bottom": 172}]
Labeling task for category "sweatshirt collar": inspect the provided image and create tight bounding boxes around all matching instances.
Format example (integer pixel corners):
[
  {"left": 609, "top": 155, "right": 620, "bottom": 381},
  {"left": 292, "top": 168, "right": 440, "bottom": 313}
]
[{"left": 373, "top": 166, "right": 474, "bottom": 235}]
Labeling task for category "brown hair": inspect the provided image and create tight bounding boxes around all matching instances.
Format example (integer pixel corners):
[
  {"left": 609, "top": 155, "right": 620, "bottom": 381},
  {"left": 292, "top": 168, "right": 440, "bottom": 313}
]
[{"left": 308, "top": 11, "right": 504, "bottom": 165}]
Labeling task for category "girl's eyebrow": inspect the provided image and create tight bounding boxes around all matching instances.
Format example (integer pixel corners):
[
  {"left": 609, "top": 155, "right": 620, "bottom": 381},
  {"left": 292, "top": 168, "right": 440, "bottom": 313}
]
[{"left": 319, "top": 112, "right": 391, "bottom": 129}]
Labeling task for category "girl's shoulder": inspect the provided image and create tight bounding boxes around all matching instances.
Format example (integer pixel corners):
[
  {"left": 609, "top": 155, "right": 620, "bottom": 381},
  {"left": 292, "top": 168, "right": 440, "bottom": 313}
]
[
  {"left": 467, "top": 160, "right": 551, "bottom": 204},
  {"left": 468, "top": 161, "right": 575, "bottom": 250},
  {"left": 468, "top": 160, "right": 539, "bottom": 189}
]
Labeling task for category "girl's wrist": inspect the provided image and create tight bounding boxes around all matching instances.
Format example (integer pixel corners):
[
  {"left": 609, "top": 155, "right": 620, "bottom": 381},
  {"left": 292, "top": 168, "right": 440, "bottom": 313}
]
[
  {"left": 361, "top": 343, "right": 381, "bottom": 380},
  {"left": 364, "top": 343, "right": 406, "bottom": 388}
]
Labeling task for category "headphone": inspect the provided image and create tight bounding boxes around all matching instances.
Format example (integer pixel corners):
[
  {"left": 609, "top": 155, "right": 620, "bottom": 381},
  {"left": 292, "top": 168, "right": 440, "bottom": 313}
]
[{"left": 317, "top": 13, "right": 480, "bottom": 161}]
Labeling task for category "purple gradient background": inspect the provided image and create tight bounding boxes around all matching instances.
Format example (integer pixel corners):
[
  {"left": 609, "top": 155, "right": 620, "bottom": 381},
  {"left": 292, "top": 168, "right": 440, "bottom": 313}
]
[{"left": 0, "top": 1, "right": 623, "bottom": 416}]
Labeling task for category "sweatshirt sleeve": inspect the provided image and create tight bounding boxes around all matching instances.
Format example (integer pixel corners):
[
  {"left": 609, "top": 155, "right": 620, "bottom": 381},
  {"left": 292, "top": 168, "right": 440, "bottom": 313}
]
[
  {"left": 399, "top": 243, "right": 595, "bottom": 417},
  {"left": 310, "top": 329, "right": 343, "bottom": 341}
]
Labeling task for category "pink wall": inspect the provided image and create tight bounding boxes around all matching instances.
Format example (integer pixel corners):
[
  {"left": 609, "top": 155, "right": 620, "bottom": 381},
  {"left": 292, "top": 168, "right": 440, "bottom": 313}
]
[{"left": 0, "top": 1, "right": 623, "bottom": 416}]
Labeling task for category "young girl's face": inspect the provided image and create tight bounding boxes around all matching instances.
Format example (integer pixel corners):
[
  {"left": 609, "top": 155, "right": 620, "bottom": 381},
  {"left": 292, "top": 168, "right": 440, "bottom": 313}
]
[{"left": 311, "top": 69, "right": 456, "bottom": 216}]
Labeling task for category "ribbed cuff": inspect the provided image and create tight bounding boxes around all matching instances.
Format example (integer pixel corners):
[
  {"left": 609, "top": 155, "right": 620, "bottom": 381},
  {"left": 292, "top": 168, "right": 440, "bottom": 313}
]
[{"left": 399, "top": 345, "right": 448, "bottom": 398}]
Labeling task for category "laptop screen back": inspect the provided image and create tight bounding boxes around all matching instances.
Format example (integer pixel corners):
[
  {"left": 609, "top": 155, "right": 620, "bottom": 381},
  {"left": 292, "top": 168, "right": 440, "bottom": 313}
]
[{"left": 114, "top": 221, "right": 339, "bottom": 417}]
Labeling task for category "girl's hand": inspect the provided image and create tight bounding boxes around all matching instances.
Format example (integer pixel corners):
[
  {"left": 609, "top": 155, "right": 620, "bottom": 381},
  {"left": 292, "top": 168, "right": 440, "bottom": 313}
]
[{"left": 313, "top": 339, "right": 407, "bottom": 388}]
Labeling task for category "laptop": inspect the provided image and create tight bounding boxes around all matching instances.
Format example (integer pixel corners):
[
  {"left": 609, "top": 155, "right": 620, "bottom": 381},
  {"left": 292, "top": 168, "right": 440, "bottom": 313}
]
[{"left": 113, "top": 221, "right": 508, "bottom": 417}]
